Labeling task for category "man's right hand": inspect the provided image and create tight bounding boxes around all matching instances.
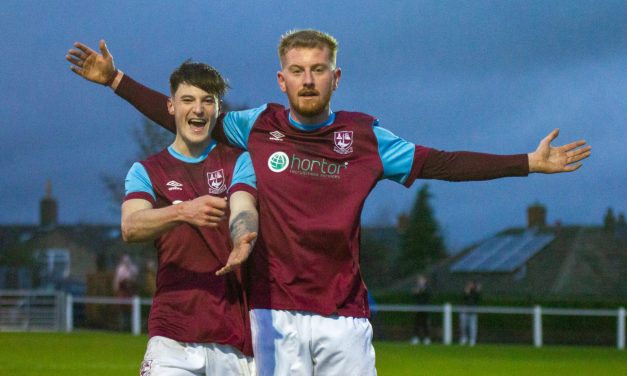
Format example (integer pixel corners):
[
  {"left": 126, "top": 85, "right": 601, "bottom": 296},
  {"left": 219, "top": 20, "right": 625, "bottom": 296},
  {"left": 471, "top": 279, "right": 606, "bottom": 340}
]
[
  {"left": 178, "top": 195, "right": 228, "bottom": 227},
  {"left": 66, "top": 40, "right": 116, "bottom": 85}
]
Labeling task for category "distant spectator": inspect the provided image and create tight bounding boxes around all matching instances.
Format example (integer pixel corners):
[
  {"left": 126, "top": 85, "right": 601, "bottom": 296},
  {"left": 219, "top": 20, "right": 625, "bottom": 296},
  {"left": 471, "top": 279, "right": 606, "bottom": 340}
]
[
  {"left": 113, "top": 254, "right": 138, "bottom": 330},
  {"left": 113, "top": 254, "right": 138, "bottom": 298},
  {"left": 459, "top": 280, "right": 481, "bottom": 346},
  {"left": 410, "top": 274, "right": 432, "bottom": 345}
]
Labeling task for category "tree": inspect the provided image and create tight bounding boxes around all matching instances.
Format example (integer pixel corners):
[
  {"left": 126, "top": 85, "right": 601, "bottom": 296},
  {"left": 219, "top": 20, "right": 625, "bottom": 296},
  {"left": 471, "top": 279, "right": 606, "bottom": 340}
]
[
  {"left": 360, "top": 229, "right": 394, "bottom": 290},
  {"left": 396, "top": 183, "right": 446, "bottom": 277},
  {"left": 604, "top": 207, "right": 616, "bottom": 232},
  {"left": 101, "top": 118, "right": 173, "bottom": 213}
]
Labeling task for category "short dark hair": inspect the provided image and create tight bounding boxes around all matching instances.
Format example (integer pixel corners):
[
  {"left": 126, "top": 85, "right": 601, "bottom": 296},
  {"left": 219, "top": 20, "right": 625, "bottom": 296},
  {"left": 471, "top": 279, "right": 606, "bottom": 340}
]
[{"left": 169, "top": 60, "right": 229, "bottom": 98}]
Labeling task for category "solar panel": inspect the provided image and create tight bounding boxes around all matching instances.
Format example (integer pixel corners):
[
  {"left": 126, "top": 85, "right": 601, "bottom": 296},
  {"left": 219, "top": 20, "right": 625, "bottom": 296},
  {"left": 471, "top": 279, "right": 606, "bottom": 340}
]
[{"left": 451, "top": 231, "right": 554, "bottom": 273}]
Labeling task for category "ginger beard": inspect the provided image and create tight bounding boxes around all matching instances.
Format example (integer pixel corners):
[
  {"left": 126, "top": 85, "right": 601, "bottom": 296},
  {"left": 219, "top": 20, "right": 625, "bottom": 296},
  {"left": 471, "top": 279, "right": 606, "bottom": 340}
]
[{"left": 288, "top": 85, "right": 334, "bottom": 119}]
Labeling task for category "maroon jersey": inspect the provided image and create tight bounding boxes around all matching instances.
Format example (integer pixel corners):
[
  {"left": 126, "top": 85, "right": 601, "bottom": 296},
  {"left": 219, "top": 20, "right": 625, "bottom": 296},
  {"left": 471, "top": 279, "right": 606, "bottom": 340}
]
[
  {"left": 232, "top": 106, "right": 427, "bottom": 317},
  {"left": 124, "top": 144, "right": 255, "bottom": 356}
]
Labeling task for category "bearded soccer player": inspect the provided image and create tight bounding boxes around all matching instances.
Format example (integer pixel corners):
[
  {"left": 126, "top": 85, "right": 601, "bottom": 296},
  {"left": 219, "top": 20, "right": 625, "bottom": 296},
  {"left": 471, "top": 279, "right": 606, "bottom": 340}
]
[
  {"left": 121, "top": 61, "right": 258, "bottom": 375},
  {"left": 67, "top": 30, "right": 590, "bottom": 376}
]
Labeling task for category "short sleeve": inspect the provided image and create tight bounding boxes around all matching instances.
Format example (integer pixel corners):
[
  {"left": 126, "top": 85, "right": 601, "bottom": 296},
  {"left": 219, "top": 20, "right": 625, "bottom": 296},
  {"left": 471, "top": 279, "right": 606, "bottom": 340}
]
[
  {"left": 222, "top": 104, "right": 268, "bottom": 149},
  {"left": 229, "top": 152, "right": 257, "bottom": 199},
  {"left": 373, "top": 124, "right": 430, "bottom": 185},
  {"left": 124, "top": 162, "right": 156, "bottom": 204}
]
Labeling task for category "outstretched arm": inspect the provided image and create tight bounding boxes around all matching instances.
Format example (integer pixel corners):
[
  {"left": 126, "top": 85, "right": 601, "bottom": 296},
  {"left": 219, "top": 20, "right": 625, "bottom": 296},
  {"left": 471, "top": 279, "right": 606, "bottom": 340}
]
[
  {"left": 216, "top": 191, "right": 258, "bottom": 276},
  {"left": 121, "top": 195, "right": 227, "bottom": 243},
  {"left": 66, "top": 39, "right": 175, "bottom": 131},
  {"left": 415, "top": 130, "right": 589, "bottom": 182},
  {"left": 527, "top": 128, "right": 591, "bottom": 173}
]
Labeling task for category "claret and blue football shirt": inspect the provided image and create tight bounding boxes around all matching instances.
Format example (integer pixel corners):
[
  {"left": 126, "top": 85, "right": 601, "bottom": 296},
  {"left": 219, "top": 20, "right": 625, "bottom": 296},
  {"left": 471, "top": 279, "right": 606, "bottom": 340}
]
[{"left": 124, "top": 141, "right": 256, "bottom": 355}]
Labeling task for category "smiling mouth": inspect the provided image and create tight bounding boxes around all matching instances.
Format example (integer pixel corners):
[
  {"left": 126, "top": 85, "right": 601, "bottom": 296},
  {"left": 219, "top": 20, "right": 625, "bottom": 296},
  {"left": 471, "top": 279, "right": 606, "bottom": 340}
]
[{"left": 188, "top": 118, "right": 207, "bottom": 128}]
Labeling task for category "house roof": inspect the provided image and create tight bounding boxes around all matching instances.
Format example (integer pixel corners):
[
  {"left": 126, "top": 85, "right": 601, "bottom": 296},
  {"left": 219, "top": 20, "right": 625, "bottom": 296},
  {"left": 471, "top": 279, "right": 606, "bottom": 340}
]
[
  {"left": 0, "top": 223, "right": 152, "bottom": 270},
  {"left": 428, "top": 225, "right": 627, "bottom": 300}
]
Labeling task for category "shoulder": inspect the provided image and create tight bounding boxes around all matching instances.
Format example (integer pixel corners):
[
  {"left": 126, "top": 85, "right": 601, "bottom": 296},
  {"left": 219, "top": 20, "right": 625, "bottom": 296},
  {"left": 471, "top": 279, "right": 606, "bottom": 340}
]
[
  {"left": 334, "top": 111, "right": 377, "bottom": 127},
  {"left": 140, "top": 148, "right": 170, "bottom": 166},
  {"left": 265, "top": 103, "right": 286, "bottom": 112},
  {"left": 227, "top": 103, "right": 285, "bottom": 120},
  {"left": 257, "top": 103, "right": 288, "bottom": 122},
  {"left": 214, "top": 142, "right": 246, "bottom": 159}
]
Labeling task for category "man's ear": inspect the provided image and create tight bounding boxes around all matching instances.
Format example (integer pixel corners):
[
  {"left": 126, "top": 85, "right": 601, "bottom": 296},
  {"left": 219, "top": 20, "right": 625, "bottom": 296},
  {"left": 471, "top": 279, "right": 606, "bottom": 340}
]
[
  {"left": 332, "top": 68, "right": 342, "bottom": 91},
  {"left": 277, "top": 71, "right": 287, "bottom": 93},
  {"left": 167, "top": 97, "right": 174, "bottom": 115}
]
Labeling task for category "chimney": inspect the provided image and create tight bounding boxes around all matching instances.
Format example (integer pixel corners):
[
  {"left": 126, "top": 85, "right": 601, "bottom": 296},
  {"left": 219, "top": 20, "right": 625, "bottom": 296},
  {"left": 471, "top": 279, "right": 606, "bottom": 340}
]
[
  {"left": 40, "top": 180, "right": 58, "bottom": 228},
  {"left": 527, "top": 202, "right": 546, "bottom": 229}
]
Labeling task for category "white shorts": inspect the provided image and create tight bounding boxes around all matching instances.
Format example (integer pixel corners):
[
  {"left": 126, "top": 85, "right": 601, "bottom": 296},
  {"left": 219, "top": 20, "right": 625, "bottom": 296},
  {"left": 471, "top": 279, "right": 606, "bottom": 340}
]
[
  {"left": 140, "top": 336, "right": 256, "bottom": 376},
  {"left": 250, "top": 309, "right": 376, "bottom": 376}
]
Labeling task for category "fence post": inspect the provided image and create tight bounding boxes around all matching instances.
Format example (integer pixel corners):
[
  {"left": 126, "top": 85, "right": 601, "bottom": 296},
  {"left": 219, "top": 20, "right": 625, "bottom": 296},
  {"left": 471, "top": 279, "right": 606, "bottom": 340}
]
[
  {"left": 533, "top": 305, "right": 542, "bottom": 348},
  {"left": 25, "top": 294, "right": 31, "bottom": 330},
  {"left": 55, "top": 291, "right": 63, "bottom": 331},
  {"left": 443, "top": 303, "right": 452, "bottom": 345},
  {"left": 65, "top": 293, "right": 73, "bottom": 333},
  {"left": 618, "top": 307, "right": 625, "bottom": 350},
  {"left": 131, "top": 295, "right": 141, "bottom": 336}
]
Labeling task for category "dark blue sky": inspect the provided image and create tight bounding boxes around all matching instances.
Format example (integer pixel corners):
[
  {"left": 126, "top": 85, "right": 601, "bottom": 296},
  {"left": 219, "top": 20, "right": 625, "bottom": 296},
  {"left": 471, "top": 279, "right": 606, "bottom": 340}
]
[{"left": 1, "top": 1, "right": 625, "bottom": 250}]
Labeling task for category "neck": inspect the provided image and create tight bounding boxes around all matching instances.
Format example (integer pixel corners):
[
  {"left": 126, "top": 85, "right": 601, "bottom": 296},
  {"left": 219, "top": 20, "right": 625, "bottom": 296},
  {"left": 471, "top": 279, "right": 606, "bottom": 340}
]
[
  {"left": 171, "top": 137, "right": 212, "bottom": 158},
  {"left": 289, "top": 106, "right": 332, "bottom": 126}
]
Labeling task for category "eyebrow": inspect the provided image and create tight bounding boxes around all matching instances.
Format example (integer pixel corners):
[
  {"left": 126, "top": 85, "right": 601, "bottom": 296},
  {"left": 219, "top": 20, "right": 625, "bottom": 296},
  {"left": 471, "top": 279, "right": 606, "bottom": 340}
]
[
  {"left": 288, "top": 63, "right": 329, "bottom": 69},
  {"left": 179, "top": 94, "right": 215, "bottom": 100}
]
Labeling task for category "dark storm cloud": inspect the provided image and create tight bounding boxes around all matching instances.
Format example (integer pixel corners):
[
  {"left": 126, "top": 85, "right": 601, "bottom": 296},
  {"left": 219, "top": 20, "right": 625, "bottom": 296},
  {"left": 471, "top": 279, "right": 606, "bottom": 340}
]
[{"left": 365, "top": 0, "right": 627, "bottom": 75}]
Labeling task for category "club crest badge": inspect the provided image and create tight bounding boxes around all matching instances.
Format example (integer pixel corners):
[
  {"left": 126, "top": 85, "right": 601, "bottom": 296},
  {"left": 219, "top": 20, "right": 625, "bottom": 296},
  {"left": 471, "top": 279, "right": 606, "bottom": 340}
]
[
  {"left": 140, "top": 360, "right": 152, "bottom": 376},
  {"left": 333, "top": 131, "right": 353, "bottom": 154},
  {"left": 207, "top": 169, "right": 226, "bottom": 194}
]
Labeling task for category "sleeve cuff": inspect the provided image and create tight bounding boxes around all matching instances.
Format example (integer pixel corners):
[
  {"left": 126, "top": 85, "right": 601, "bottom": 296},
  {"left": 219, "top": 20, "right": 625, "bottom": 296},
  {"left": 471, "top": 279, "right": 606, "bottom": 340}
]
[
  {"left": 228, "top": 183, "right": 257, "bottom": 201},
  {"left": 124, "top": 192, "right": 156, "bottom": 206},
  {"left": 403, "top": 145, "right": 433, "bottom": 187}
]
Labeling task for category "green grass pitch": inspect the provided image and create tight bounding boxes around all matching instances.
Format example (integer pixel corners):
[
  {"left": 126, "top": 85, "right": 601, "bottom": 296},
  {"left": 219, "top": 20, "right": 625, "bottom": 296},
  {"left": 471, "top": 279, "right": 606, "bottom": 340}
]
[{"left": 0, "top": 332, "right": 625, "bottom": 375}]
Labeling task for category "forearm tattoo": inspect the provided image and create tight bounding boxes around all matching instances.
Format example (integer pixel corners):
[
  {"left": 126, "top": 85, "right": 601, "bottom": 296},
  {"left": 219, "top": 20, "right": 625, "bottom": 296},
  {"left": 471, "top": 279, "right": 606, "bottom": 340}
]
[{"left": 230, "top": 210, "right": 258, "bottom": 242}]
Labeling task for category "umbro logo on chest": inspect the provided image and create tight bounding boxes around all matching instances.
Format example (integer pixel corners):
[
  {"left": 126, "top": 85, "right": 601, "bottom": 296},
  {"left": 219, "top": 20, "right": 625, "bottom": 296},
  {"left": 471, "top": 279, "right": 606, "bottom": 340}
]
[
  {"left": 269, "top": 131, "right": 285, "bottom": 141},
  {"left": 267, "top": 130, "right": 355, "bottom": 155}
]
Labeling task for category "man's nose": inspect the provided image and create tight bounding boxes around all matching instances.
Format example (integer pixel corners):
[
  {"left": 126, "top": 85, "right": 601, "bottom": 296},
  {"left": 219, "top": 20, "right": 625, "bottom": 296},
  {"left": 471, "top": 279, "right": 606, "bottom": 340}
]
[
  {"left": 193, "top": 101, "right": 204, "bottom": 114},
  {"left": 303, "top": 70, "right": 314, "bottom": 86}
]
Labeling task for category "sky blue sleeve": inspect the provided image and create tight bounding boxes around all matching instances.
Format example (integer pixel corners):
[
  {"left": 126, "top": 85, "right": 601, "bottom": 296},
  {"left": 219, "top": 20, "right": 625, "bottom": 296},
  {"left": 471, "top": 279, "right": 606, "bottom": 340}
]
[
  {"left": 124, "top": 162, "right": 156, "bottom": 201},
  {"left": 222, "top": 104, "right": 268, "bottom": 150},
  {"left": 373, "top": 123, "right": 416, "bottom": 184},
  {"left": 231, "top": 152, "right": 256, "bottom": 189}
]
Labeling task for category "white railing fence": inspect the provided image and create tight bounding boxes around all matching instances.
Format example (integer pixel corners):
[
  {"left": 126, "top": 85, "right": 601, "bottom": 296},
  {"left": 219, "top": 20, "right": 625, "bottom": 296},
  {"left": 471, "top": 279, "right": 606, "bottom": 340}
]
[
  {"left": 376, "top": 303, "right": 625, "bottom": 350},
  {"left": 66, "top": 295, "right": 153, "bottom": 336},
  {"left": 1, "top": 290, "right": 623, "bottom": 350},
  {"left": 0, "top": 290, "right": 64, "bottom": 331}
]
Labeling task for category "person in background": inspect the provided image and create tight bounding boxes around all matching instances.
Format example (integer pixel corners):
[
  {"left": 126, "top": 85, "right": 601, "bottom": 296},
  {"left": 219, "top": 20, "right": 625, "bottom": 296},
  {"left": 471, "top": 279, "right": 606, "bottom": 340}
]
[
  {"left": 112, "top": 253, "right": 138, "bottom": 330},
  {"left": 459, "top": 280, "right": 481, "bottom": 346},
  {"left": 411, "top": 274, "right": 432, "bottom": 345}
]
